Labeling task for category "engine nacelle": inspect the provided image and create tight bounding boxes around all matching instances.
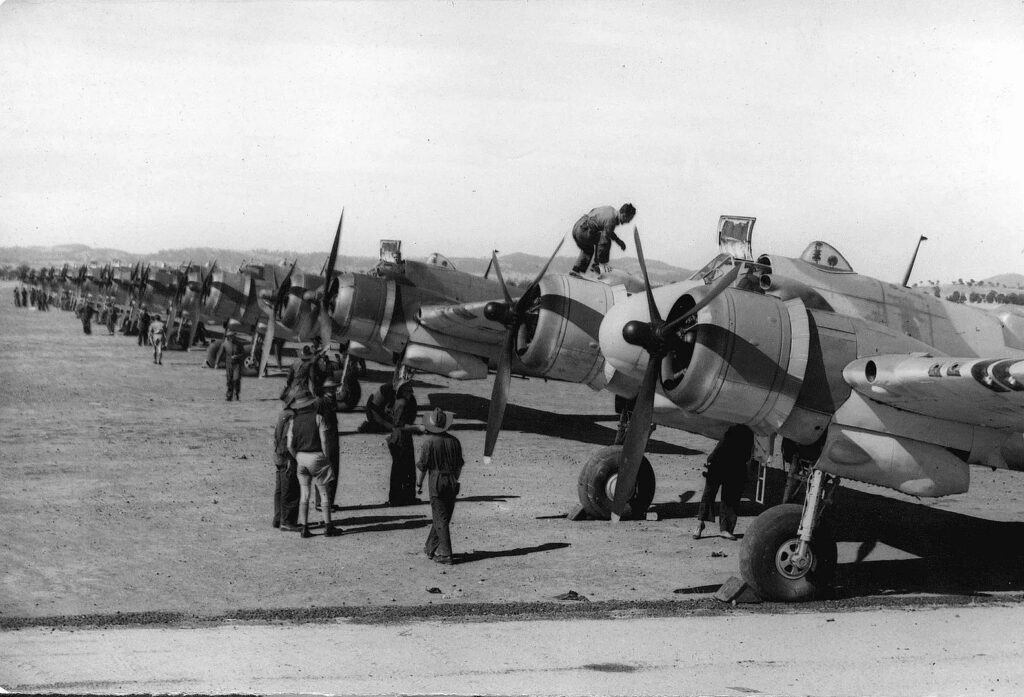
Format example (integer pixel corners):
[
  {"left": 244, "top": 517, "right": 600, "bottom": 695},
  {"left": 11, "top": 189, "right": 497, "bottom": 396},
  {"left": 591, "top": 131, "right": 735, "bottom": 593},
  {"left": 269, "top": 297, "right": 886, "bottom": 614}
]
[
  {"left": 517, "top": 275, "right": 623, "bottom": 389},
  {"left": 658, "top": 286, "right": 809, "bottom": 434},
  {"left": 329, "top": 272, "right": 393, "bottom": 346},
  {"left": 278, "top": 269, "right": 322, "bottom": 333},
  {"left": 205, "top": 269, "right": 249, "bottom": 323}
]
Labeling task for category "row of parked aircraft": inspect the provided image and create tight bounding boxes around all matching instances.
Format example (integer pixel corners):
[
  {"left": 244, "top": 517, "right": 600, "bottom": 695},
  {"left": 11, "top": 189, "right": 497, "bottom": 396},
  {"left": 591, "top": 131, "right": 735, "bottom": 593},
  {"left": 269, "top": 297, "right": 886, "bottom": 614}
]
[{"left": 22, "top": 213, "right": 1024, "bottom": 602}]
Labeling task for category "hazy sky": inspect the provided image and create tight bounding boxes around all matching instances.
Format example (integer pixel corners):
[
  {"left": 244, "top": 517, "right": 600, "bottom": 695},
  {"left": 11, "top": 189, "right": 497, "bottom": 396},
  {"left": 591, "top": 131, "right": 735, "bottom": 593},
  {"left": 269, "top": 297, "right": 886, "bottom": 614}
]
[{"left": 1, "top": 0, "right": 1021, "bottom": 283}]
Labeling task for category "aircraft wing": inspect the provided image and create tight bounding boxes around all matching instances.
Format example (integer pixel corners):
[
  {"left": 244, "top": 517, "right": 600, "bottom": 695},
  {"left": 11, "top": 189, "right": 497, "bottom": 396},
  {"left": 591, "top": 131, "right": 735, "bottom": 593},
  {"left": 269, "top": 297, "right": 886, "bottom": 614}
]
[
  {"left": 415, "top": 300, "right": 508, "bottom": 346},
  {"left": 843, "top": 354, "right": 1024, "bottom": 430}
]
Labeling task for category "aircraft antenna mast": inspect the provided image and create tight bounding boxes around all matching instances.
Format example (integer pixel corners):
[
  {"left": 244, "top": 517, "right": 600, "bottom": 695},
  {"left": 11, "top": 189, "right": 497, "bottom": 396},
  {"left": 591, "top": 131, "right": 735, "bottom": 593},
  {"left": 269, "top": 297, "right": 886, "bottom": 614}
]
[{"left": 901, "top": 235, "right": 928, "bottom": 287}]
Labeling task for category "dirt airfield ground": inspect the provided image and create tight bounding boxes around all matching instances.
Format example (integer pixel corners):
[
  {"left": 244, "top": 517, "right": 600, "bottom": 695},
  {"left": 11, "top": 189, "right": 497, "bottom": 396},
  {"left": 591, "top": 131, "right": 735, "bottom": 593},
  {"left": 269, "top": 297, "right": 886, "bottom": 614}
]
[{"left": 2, "top": 282, "right": 1024, "bottom": 694}]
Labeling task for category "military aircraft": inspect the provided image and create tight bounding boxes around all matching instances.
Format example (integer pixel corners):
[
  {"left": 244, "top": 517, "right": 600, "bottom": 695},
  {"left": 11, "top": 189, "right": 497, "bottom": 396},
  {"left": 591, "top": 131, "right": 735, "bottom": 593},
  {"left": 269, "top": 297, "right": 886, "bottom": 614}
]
[{"left": 595, "top": 217, "right": 1024, "bottom": 601}]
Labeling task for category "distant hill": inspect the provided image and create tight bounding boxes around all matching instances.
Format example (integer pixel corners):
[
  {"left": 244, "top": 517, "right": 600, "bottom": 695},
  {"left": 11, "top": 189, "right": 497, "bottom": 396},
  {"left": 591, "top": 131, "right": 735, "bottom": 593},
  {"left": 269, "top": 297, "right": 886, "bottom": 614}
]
[{"left": 0, "top": 245, "right": 693, "bottom": 286}]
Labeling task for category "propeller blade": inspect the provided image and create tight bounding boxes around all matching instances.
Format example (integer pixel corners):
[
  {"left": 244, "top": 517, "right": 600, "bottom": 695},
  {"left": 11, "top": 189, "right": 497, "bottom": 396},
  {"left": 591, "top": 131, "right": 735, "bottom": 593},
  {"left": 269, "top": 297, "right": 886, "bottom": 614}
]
[
  {"left": 610, "top": 354, "right": 659, "bottom": 520},
  {"left": 633, "top": 226, "right": 662, "bottom": 325},
  {"left": 483, "top": 329, "right": 516, "bottom": 464},
  {"left": 490, "top": 251, "right": 514, "bottom": 306},
  {"left": 320, "top": 210, "right": 344, "bottom": 347},
  {"left": 276, "top": 259, "right": 297, "bottom": 319},
  {"left": 514, "top": 233, "right": 566, "bottom": 315},
  {"left": 660, "top": 262, "right": 740, "bottom": 335}
]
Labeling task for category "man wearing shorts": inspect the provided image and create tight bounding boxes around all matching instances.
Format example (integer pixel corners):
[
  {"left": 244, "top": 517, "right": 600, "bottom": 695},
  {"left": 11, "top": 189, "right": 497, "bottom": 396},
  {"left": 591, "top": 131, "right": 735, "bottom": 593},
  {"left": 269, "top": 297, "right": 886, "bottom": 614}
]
[{"left": 287, "top": 391, "right": 342, "bottom": 539}]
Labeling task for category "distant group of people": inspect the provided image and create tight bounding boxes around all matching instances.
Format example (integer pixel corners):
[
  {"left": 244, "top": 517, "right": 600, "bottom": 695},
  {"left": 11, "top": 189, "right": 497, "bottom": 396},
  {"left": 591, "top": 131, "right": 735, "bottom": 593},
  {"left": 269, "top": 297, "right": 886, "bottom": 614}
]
[{"left": 14, "top": 285, "right": 53, "bottom": 311}]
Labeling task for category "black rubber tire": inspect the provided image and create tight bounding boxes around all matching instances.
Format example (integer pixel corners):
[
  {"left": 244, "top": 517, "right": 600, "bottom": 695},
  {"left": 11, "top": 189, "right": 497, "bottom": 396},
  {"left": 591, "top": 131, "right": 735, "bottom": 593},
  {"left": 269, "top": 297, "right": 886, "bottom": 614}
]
[
  {"left": 739, "top": 503, "right": 837, "bottom": 602},
  {"left": 206, "top": 340, "right": 225, "bottom": 368},
  {"left": 241, "top": 356, "right": 259, "bottom": 378},
  {"left": 337, "top": 380, "right": 362, "bottom": 412},
  {"left": 576, "top": 445, "right": 656, "bottom": 520}
]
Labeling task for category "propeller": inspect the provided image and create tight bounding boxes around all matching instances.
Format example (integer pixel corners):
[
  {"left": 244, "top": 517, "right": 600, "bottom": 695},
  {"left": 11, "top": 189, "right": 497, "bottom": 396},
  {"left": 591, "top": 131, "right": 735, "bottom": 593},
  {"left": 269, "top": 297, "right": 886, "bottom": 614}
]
[
  {"left": 257, "top": 259, "right": 298, "bottom": 378},
  {"left": 481, "top": 235, "right": 567, "bottom": 463},
  {"left": 318, "top": 209, "right": 344, "bottom": 349},
  {"left": 187, "top": 259, "right": 216, "bottom": 349},
  {"left": 609, "top": 227, "right": 740, "bottom": 521},
  {"left": 171, "top": 261, "right": 192, "bottom": 343}
]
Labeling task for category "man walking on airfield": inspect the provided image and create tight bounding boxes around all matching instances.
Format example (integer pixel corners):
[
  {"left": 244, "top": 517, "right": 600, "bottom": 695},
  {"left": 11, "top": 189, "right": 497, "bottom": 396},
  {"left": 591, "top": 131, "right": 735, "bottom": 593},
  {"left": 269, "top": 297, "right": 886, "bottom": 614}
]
[
  {"left": 416, "top": 408, "right": 464, "bottom": 565},
  {"left": 216, "top": 330, "right": 247, "bottom": 401}
]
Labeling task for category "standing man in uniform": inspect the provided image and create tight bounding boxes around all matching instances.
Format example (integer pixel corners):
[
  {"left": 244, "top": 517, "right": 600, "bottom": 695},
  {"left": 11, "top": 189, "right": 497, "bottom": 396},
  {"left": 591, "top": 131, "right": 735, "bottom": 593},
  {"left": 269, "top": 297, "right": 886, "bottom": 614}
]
[
  {"left": 148, "top": 314, "right": 167, "bottom": 365},
  {"left": 416, "top": 408, "right": 464, "bottom": 565},
  {"left": 138, "top": 308, "right": 151, "bottom": 347},
  {"left": 570, "top": 203, "right": 636, "bottom": 275},
  {"left": 273, "top": 398, "right": 301, "bottom": 531},
  {"left": 107, "top": 306, "right": 119, "bottom": 335},
  {"left": 314, "top": 377, "right": 340, "bottom": 514},
  {"left": 385, "top": 380, "right": 419, "bottom": 506},
  {"left": 215, "top": 330, "right": 247, "bottom": 401},
  {"left": 80, "top": 302, "right": 95, "bottom": 334},
  {"left": 693, "top": 424, "right": 754, "bottom": 540}
]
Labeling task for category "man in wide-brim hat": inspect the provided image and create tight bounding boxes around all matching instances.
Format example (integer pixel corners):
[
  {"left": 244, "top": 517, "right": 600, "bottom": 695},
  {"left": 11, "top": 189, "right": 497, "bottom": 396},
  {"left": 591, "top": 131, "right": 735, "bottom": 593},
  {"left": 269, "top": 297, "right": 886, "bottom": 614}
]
[{"left": 415, "top": 408, "right": 464, "bottom": 565}]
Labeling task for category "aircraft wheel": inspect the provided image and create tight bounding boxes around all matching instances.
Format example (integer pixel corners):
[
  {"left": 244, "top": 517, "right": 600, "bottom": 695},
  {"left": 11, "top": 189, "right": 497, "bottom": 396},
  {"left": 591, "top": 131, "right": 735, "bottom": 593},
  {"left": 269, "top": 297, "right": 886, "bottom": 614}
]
[
  {"left": 739, "top": 503, "right": 836, "bottom": 602},
  {"left": 205, "top": 341, "right": 225, "bottom": 368},
  {"left": 576, "top": 445, "right": 655, "bottom": 520},
  {"left": 337, "top": 381, "right": 362, "bottom": 412},
  {"left": 241, "top": 356, "right": 259, "bottom": 377}
]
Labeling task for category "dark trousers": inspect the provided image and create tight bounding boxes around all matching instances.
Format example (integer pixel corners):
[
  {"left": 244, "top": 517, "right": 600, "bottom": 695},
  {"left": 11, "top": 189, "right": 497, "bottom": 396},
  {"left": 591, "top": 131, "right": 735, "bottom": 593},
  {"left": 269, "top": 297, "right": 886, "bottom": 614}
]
[
  {"left": 82, "top": 318, "right": 92, "bottom": 334},
  {"left": 571, "top": 231, "right": 612, "bottom": 274},
  {"left": 387, "top": 440, "right": 417, "bottom": 504},
  {"left": 697, "top": 463, "right": 746, "bottom": 533},
  {"left": 424, "top": 473, "right": 458, "bottom": 558},
  {"left": 225, "top": 362, "right": 242, "bottom": 399},
  {"left": 274, "top": 456, "right": 299, "bottom": 526}
]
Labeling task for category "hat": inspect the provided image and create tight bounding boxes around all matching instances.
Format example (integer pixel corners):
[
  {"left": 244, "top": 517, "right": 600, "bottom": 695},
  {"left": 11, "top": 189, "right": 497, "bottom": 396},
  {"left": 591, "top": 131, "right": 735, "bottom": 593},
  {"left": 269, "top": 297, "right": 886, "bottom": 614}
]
[
  {"left": 290, "top": 391, "right": 317, "bottom": 410},
  {"left": 423, "top": 408, "right": 455, "bottom": 434},
  {"left": 300, "top": 345, "right": 315, "bottom": 362}
]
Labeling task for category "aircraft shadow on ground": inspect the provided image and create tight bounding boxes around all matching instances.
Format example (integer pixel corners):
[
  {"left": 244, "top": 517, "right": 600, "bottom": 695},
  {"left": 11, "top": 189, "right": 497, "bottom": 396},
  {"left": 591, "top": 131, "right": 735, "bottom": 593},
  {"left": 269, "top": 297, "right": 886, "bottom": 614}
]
[
  {"left": 827, "top": 487, "right": 1024, "bottom": 598},
  {"left": 456, "top": 542, "right": 571, "bottom": 564},
  {"left": 426, "top": 393, "right": 701, "bottom": 454}
]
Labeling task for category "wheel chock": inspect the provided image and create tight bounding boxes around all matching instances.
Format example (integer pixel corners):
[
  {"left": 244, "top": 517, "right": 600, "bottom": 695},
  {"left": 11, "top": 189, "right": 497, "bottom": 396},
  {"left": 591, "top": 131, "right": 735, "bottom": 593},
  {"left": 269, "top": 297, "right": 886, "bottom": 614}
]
[
  {"left": 714, "top": 576, "right": 762, "bottom": 604},
  {"left": 567, "top": 504, "right": 590, "bottom": 521}
]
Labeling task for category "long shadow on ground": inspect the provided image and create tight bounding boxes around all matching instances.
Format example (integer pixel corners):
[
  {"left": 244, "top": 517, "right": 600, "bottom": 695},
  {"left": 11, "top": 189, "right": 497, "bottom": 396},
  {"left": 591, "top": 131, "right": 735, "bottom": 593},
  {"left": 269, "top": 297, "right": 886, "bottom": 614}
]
[
  {"left": 457, "top": 542, "right": 571, "bottom": 564},
  {"left": 427, "top": 393, "right": 702, "bottom": 454}
]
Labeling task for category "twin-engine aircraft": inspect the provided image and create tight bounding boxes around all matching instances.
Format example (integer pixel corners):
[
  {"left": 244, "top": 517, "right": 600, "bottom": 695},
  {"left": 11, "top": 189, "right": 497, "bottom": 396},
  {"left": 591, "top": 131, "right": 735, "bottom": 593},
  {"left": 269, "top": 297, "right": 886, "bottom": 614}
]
[{"left": 595, "top": 218, "right": 1024, "bottom": 601}]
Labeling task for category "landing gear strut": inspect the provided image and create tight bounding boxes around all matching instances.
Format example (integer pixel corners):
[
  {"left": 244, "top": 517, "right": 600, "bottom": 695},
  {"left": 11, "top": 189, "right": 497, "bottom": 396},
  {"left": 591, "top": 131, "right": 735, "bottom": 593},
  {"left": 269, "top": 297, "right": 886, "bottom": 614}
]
[{"left": 740, "top": 468, "right": 839, "bottom": 601}]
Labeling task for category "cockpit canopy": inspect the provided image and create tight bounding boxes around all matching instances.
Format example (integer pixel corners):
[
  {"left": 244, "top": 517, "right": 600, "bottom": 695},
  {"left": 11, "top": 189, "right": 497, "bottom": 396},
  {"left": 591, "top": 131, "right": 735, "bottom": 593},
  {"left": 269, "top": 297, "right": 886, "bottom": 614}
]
[
  {"left": 799, "top": 241, "right": 854, "bottom": 273},
  {"left": 425, "top": 252, "right": 456, "bottom": 270}
]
